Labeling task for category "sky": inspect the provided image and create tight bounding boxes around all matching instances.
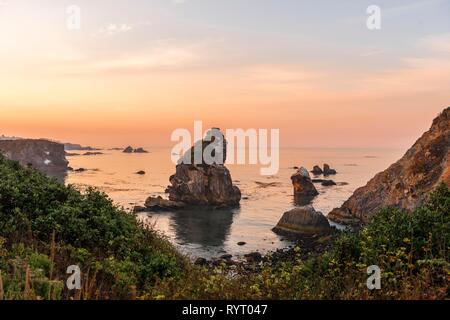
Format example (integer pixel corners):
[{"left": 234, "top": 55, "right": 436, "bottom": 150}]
[{"left": 0, "top": 0, "right": 449, "bottom": 148}]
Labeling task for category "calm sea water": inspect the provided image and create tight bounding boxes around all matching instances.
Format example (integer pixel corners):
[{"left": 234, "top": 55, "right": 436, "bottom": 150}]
[{"left": 65, "top": 148, "right": 404, "bottom": 260}]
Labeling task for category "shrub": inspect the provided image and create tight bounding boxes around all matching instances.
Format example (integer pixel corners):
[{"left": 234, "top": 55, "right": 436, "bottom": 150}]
[{"left": 0, "top": 154, "right": 185, "bottom": 299}]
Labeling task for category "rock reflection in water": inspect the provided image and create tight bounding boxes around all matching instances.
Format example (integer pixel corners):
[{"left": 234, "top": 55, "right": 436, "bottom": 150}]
[{"left": 169, "top": 207, "right": 238, "bottom": 247}]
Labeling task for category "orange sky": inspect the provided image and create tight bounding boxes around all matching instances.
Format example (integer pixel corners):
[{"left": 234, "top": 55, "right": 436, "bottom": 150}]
[{"left": 1, "top": 1, "right": 449, "bottom": 148}]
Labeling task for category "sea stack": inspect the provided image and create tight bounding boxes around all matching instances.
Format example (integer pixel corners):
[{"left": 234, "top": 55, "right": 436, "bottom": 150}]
[
  {"left": 165, "top": 128, "right": 241, "bottom": 207},
  {"left": 291, "top": 167, "right": 319, "bottom": 205},
  {"left": 328, "top": 107, "right": 450, "bottom": 225}
]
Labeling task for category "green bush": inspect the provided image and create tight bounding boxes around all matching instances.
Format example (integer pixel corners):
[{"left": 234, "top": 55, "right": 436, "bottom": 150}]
[{"left": 0, "top": 155, "right": 185, "bottom": 299}]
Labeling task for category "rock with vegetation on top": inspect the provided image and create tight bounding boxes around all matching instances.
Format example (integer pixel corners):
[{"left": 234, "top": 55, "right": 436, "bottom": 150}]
[
  {"left": 328, "top": 107, "right": 450, "bottom": 225},
  {"left": 273, "top": 206, "right": 331, "bottom": 236},
  {"left": 166, "top": 128, "right": 241, "bottom": 207}
]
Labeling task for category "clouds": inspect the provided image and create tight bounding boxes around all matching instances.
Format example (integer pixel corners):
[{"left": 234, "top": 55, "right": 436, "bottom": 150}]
[
  {"left": 77, "top": 45, "right": 197, "bottom": 73},
  {"left": 420, "top": 33, "right": 450, "bottom": 53},
  {"left": 96, "top": 23, "right": 133, "bottom": 36}
]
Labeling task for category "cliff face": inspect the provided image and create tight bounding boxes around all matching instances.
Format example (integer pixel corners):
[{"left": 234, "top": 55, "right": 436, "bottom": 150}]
[
  {"left": 0, "top": 139, "right": 68, "bottom": 182},
  {"left": 328, "top": 107, "right": 450, "bottom": 225}
]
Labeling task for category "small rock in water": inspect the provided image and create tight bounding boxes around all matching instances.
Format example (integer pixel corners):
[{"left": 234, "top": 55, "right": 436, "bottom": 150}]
[
  {"left": 273, "top": 205, "right": 331, "bottom": 236},
  {"left": 321, "top": 180, "right": 337, "bottom": 186},
  {"left": 323, "top": 163, "right": 337, "bottom": 175},
  {"left": 194, "top": 257, "right": 208, "bottom": 266},
  {"left": 311, "top": 165, "right": 323, "bottom": 175},
  {"left": 144, "top": 196, "right": 186, "bottom": 211},
  {"left": 132, "top": 206, "right": 147, "bottom": 213},
  {"left": 237, "top": 241, "right": 246, "bottom": 246},
  {"left": 75, "top": 168, "right": 86, "bottom": 172},
  {"left": 123, "top": 146, "right": 133, "bottom": 153},
  {"left": 83, "top": 152, "right": 103, "bottom": 156},
  {"left": 312, "top": 179, "right": 337, "bottom": 186},
  {"left": 244, "top": 252, "right": 262, "bottom": 263},
  {"left": 136, "top": 170, "right": 146, "bottom": 175},
  {"left": 134, "top": 147, "right": 149, "bottom": 153}
]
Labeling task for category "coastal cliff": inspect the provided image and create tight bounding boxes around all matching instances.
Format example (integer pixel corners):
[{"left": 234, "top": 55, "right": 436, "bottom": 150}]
[
  {"left": 0, "top": 139, "right": 68, "bottom": 181},
  {"left": 328, "top": 107, "right": 450, "bottom": 225}
]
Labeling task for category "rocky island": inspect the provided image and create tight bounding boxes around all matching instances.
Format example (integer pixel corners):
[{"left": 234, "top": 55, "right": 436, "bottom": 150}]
[{"left": 166, "top": 128, "right": 241, "bottom": 208}]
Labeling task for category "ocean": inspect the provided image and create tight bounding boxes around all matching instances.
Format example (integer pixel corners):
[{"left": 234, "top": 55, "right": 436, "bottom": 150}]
[{"left": 65, "top": 147, "right": 404, "bottom": 260}]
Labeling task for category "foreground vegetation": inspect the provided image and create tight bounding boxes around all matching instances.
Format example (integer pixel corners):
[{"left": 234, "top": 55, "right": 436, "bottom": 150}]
[
  {"left": 0, "top": 155, "right": 185, "bottom": 299},
  {"left": 0, "top": 154, "right": 448, "bottom": 300},
  {"left": 152, "top": 183, "right": 449, "bottom": 300}
]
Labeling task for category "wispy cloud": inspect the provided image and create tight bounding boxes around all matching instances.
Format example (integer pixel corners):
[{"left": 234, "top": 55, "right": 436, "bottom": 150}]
[
  {"left": 54, "top": 41, "right": 200, "bottom": 75},
  {"left": 382, "top": 0, "right": 445, "bottom": 17},
  {"left": 420, "top": 33, "right": 450, "bottom": 53},
  {"left": 97, "top": 23, "right": 133, "bottom": 36},
  {"left": 360, "top": 49, "right": 387, "bottom": 57},
  {"left": 345, "top": 0, "right": 444, "bottom": 25},
  {"left": 93, "top": 21, "right": 151, "bottom": 37}
]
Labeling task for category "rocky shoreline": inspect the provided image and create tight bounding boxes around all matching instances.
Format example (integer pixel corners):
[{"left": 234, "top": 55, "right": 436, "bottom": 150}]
[{"left": 194, "top": 231, "right": 339, "bottom": 273}]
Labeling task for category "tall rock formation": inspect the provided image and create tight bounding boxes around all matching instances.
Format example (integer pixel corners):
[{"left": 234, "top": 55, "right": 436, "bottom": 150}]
[
  {"left": 166, "top": 128, "right": 241, "bottom": 207},
  {"left": 291, "top": 167, "right": 319, "bottom": 205},
  {"left": 328, "top": 107, "right": 450, "bottom": 225},
  {"left": 0, "top": 139, "right": 68, "bottom": 182}
]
